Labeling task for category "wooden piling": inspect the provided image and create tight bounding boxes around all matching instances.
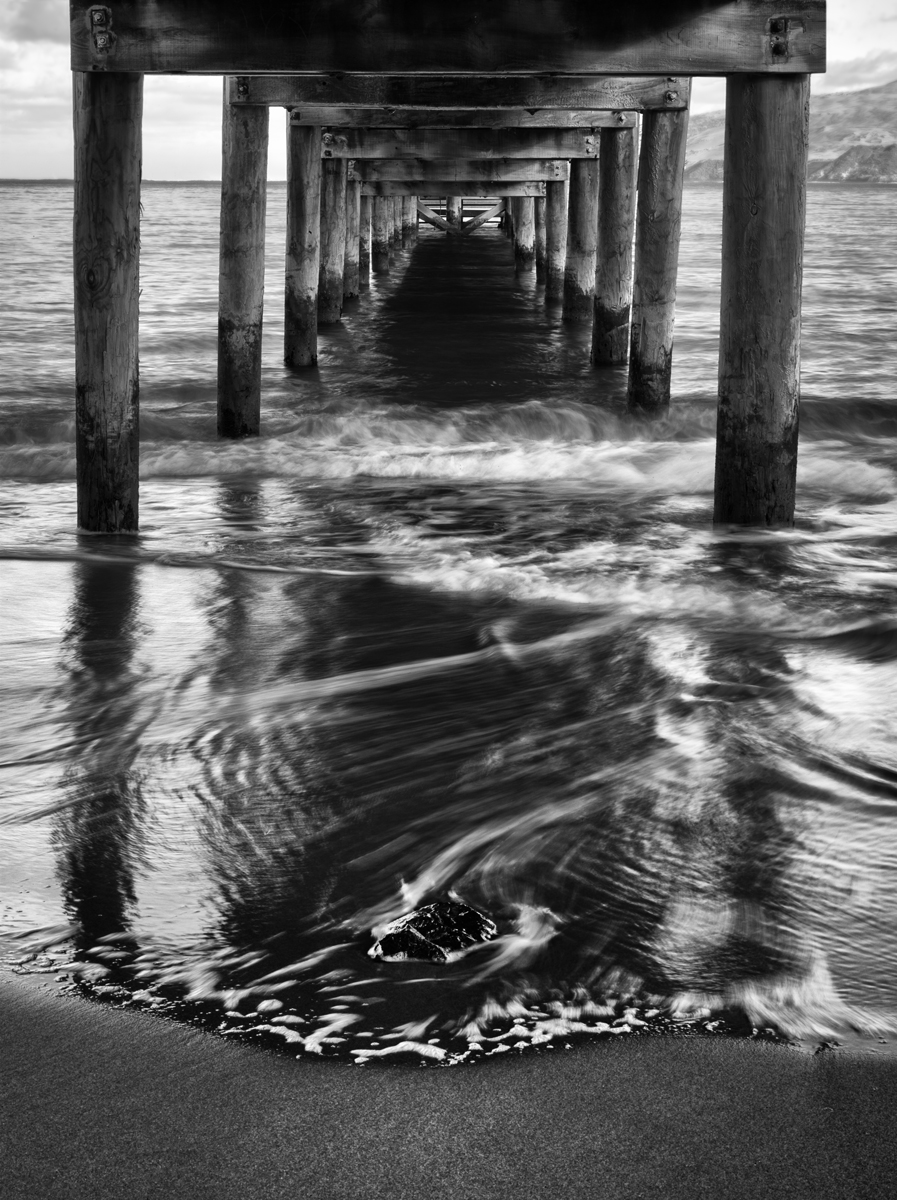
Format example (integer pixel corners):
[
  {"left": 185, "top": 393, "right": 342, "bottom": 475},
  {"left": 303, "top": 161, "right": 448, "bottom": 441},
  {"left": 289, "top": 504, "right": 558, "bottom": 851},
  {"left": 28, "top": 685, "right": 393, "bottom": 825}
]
[
  {"left": 446, "top": 196, "right": 462, "bottom": 228},
  {"left": 627, "top": 107, "right": 689, "bottom": 408},
  {"left": 402, "top": 195, "right": 418, "bottom": 245},
  {"left": 392, "top": 196, "right": 402, "bottom": 242},
  {"left": 359, "top": 194, "right": 372, "bottom": 284},
  {"left": 372, "top": 195, "right": 391, "bottom": 273},
  {"left": 545, "top": 180, "right": 568, "bottom": 299},
  {"left": 714, "top": 75, "right": 811, "bottom": 527},
  {"left": 563, "top": 159, "right": 599, "bottom": 323},
  {"left": 217, "top": 90, "right": 268, "bottom": 438},
  {"left": 344, "top": 176, "right": 361, "bottom": 301},
  {"left": 73, "top": 71, "right": 143, "bottom": 532},
  {"left": 592, "top": 126, "right": 638, "bottom": 365},
  {"left": 534, "top": 196, "right": 547, "bottom": 284},
  {"left": 319, "top": 157, "right": 347, "bottom": 323},
  {"left": 514, "top": 196, "right": 536, "bottom": 273},
  {"left": 284, "top": 123, "right": 321, "bottom": 367}
]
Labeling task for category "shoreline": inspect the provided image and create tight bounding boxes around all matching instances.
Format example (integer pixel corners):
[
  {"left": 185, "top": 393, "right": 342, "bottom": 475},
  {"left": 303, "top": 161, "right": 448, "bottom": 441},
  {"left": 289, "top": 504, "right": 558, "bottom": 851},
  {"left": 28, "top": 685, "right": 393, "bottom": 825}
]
[{"left": 4, "top": 969, "right": 897, "bottom": 1199}]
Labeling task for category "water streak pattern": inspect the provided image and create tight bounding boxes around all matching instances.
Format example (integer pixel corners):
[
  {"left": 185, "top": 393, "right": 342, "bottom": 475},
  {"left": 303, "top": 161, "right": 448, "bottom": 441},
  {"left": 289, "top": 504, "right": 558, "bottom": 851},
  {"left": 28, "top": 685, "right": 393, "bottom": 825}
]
[{"left": 2, "top": 182, "right": 897, "bottom": 1061}]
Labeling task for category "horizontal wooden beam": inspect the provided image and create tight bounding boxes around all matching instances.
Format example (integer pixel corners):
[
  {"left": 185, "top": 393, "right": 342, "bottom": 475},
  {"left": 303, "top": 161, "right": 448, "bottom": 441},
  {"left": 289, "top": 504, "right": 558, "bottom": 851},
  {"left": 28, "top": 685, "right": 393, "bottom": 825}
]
[
  {"left": 362, "top": 181, "right": 546, "bottom": 197},
  {"left": 71, "top": 3, "right": 826, "bottom": 75},
  {"left": 323, "top": 128, "right": 627, "bottom": 159},
  {"left": 231, "top": 76, "right": 688, "bottom": 111},
  {"left": 349, "top": 160, "right": 569, "bottom": 183},
  {"left": 290, "top": 108, "right": 650, "bottom": 129}
]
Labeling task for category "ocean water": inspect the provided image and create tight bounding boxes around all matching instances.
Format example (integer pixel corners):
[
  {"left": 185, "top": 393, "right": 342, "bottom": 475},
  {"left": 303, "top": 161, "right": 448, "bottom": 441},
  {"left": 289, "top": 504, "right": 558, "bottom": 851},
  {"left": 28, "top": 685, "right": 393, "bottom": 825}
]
[{"left": 2, "top": 181, "right": 897, "bottom": 1064}]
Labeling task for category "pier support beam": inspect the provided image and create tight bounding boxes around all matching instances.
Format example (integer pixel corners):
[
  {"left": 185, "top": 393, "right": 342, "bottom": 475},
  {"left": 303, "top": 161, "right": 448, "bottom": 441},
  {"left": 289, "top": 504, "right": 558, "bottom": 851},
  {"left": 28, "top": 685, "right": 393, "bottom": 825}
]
[
  {"left": 73, "top": 71, "right": 143, "bottom": 531},
  {"left": 563, "top": 159, "right": 600, "bottom": 322},
  {"left": 627, "top": 107, "right": 689, "bottom": 408},
  {"left": 446, "top": 196, "right": 462, "bottom": 228},
  {"left": 344, "top": 176, "right": 361, "bottom": 301},
  {"left": 513, "top": 196, "right": 536, "bottom": 273},
  {"left": 359, "top": 194, "right": 372, "bottom": 284},
  {"left": 284, "top": 123, "right": 321, "bottom": 367},
  {"left": 714, "top": 75, "right": 810, "bottom": 528},
  {"left": 319, "top": 158, "right": 347, "bottom": 323},
  {"left": 545, "top": 180, "right": 567, "bottom": 299},
  {"left": 402, "top": 195, "right": 418, "bottom": 245},
  {"left": 592, "top": 126, "right": 638, "bottom": 365},
  {"left": 534, "top": 196, "right": 547, "bottom": 284},
  {"left": 372, "top": 196, "right": 391, "bottom": 274},
  {"left": 218, "top": 92, "right": 268, "bottom": 438}
]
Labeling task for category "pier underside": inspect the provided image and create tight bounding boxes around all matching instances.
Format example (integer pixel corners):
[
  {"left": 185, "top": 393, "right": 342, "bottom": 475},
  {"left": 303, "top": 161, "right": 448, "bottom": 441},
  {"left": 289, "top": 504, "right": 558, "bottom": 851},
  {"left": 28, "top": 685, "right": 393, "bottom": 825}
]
[{"left": 69, "top": 1, "right": 825, "bottom": 530}]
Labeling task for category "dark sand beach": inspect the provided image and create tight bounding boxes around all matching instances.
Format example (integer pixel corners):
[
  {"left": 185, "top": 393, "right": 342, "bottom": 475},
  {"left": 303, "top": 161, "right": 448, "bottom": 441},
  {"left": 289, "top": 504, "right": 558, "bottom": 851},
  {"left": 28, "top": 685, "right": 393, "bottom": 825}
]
[{"left": 4, "top": 971, "right": 897, "bottom": 1200}]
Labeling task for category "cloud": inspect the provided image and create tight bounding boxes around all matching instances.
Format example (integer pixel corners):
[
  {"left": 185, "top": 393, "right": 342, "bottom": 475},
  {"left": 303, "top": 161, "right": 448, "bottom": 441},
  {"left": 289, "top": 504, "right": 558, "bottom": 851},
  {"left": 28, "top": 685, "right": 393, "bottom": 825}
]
[
  {"left": 816, "top": 52, "right": 897, "bottom": 94},
  {"left": 0, "top": 0, "right": 69, "bottom": 43}
]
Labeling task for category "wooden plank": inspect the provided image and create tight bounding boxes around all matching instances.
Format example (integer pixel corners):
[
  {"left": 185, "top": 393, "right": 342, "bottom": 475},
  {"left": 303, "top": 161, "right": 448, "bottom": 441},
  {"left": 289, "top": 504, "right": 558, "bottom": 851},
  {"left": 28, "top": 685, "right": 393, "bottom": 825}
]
[
  {"left": 321, "top": 128, "right": 612, "bottom": 159},
  {"left": 461, "top": 201, "right": 505, "bottom": 235},
  {"left": 73, "top": 71, "right": 142, "bottom": 533},
  {"left": 361, "top": 181, "right": 546, "bottom": 197},
  {"left": 284, "top": 124, "right": 321, "bottom": 367},
  {"left": 71, "top": 3, "right": 826, "bottom": 75},
  {"left": 218, "top": 95, "right": 268, "bottom": 436},
  {"left": 714, "top": 74, "right": 811, "bottom": 528},
  {"left": 351, "top": 160, "right": 568, "bottom": 183},
  {"left": 233, "top": 77, "right": 687, "bottom": 110},
  {"left": 291, "top": 108, "right": 643, "bottom": 128},
  {"left": 417, "top": 202, "right": 456, "bottom": 234}
]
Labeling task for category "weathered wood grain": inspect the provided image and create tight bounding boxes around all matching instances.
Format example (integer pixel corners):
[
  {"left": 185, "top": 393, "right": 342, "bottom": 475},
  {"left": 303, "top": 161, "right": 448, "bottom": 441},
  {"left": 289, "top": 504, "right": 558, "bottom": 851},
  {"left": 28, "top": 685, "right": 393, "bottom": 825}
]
[
  {"left": 545, "top": 180, "right": 568, "bottom": 300},
  {"left": 322, "top": 128, "right": 607, "bottom": 159},
  {"left": 291, "top": 108, "right": 641, "bottom": 128},
  {"left": 218, "top": 94, "right": 268, "bottom": 438},
  {"left": 372, "top": 196, "right": 391, "bottom": 273},
  {"left": 514, "top": 197, "right": 536, "bottom": 273},
  {"left": 360, "top": 181, "right": 546, "bottom": 197},
  {"left": 344, "top": 177, "right": 361, "bottom": 300},
  {"left": 71, "top": 3, "right": 826, "bottom": 75},
  {"left": 238, "top": 77, "right": 688, "bottom": 110},
  {"left": 535, "top": 196, "right": 547, "bottom": 284},
  {"left": 401, "top": 195, "right": 418, "bottom": 245},
  {"left": 714, "top": 74, "right": 810, "bottom": 527},
  {"left": 628, "top": 107, "right": 689, "bottom": 408},
  {"left": 318, "top": 158, "right": 347, "bottom": 323},
  {"left": 461, "top": 201, "right": 505, "bottom": 235},
  {"left": 284, "top": 123, "right": 321, "bottom": 367},
  {"left": 417, "top": 202, "right": 456, "bottom": 234},
  {"left": 592, "top": 126, "right": 638, "bottom": 365},
  {"left": 563, "top": 159, "right": 600, "bottom": 323},
  {"left": 73, "top": 70, "right": 142, "bottom": 532},
  {"left": 359, "top": 194, "right": 372, "bottom": 282},
  {"left": 350, "top": 161, "right": 569, "bottom": 183}
]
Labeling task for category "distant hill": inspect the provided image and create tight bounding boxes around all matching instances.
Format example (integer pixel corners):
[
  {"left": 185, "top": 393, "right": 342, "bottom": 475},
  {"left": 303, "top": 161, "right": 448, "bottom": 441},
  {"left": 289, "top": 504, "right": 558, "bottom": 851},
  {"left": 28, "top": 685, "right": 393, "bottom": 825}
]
[{"left": 685, "top": 79, "right": 897, "bottom": 183}]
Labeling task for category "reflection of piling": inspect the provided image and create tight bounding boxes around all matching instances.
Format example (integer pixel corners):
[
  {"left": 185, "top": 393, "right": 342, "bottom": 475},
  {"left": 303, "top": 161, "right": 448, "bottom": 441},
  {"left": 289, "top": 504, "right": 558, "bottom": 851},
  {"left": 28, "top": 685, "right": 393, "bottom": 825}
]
[
  {"left": 217, "top": 89, "right": 268, "bottom": 437},
  {"left": 73, "top": 73, "right": 142, "bottom": 531},
  {"left": 56, "top": 558, "right": 143, "bottom": 948},
  {"left": 284, "top": 123, "right": 321, "bottom": 367},
  {"left": 592, "top": 126, "right": 638, "bottom": 365},
  {"left": 627, "top": 107, "right": 689, "bottom": 409}
]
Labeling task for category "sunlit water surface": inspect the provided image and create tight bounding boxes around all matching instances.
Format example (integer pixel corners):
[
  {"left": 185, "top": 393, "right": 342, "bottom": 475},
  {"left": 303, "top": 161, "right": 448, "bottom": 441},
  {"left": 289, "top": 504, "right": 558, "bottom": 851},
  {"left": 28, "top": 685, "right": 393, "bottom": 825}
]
[{"left": 2, "top": 181, "right": 897, "bottom": 1063}]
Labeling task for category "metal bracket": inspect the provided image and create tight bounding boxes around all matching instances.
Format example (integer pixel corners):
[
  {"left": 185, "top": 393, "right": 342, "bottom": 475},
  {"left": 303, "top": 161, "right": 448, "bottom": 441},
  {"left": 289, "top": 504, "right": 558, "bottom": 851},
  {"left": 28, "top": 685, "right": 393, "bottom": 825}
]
[{"left": 88, "top": 6, "right": 114, "bottom": 56}]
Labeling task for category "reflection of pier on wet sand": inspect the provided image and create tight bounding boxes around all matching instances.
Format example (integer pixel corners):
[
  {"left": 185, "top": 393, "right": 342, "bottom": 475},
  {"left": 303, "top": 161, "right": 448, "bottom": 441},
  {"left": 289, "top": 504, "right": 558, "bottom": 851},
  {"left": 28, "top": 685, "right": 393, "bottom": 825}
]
[{"left": 4, "top": 969, "right": 897, "bottom": 1200}]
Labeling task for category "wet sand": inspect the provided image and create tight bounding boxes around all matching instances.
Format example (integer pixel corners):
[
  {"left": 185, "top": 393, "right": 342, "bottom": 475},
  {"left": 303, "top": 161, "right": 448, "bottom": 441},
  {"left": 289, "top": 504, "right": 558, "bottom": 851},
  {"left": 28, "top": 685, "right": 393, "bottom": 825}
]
[{"left": 3, "top": 971, "right": 896, "bottom": 1199}]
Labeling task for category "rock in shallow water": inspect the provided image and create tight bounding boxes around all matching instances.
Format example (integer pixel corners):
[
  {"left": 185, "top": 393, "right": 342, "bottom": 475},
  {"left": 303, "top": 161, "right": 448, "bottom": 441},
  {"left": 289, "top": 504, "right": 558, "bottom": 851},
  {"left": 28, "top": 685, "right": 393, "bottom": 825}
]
[{"left": 369, "top": 900, "right": 497, "bottom": 963}]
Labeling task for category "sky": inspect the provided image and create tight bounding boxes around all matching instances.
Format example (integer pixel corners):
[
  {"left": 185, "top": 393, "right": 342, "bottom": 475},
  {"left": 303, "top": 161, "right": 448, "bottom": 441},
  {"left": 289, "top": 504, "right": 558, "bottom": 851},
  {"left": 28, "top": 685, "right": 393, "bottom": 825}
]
[{"left": 1, "top": 1, "right": 896, "bottom": 179}]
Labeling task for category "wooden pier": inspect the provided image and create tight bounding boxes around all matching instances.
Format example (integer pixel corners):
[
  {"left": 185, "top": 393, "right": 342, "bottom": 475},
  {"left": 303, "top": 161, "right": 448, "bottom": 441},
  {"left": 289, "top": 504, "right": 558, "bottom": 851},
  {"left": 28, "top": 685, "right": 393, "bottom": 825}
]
[{"left": 70, "top": 1, "right": 826, "bottom": 532}]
